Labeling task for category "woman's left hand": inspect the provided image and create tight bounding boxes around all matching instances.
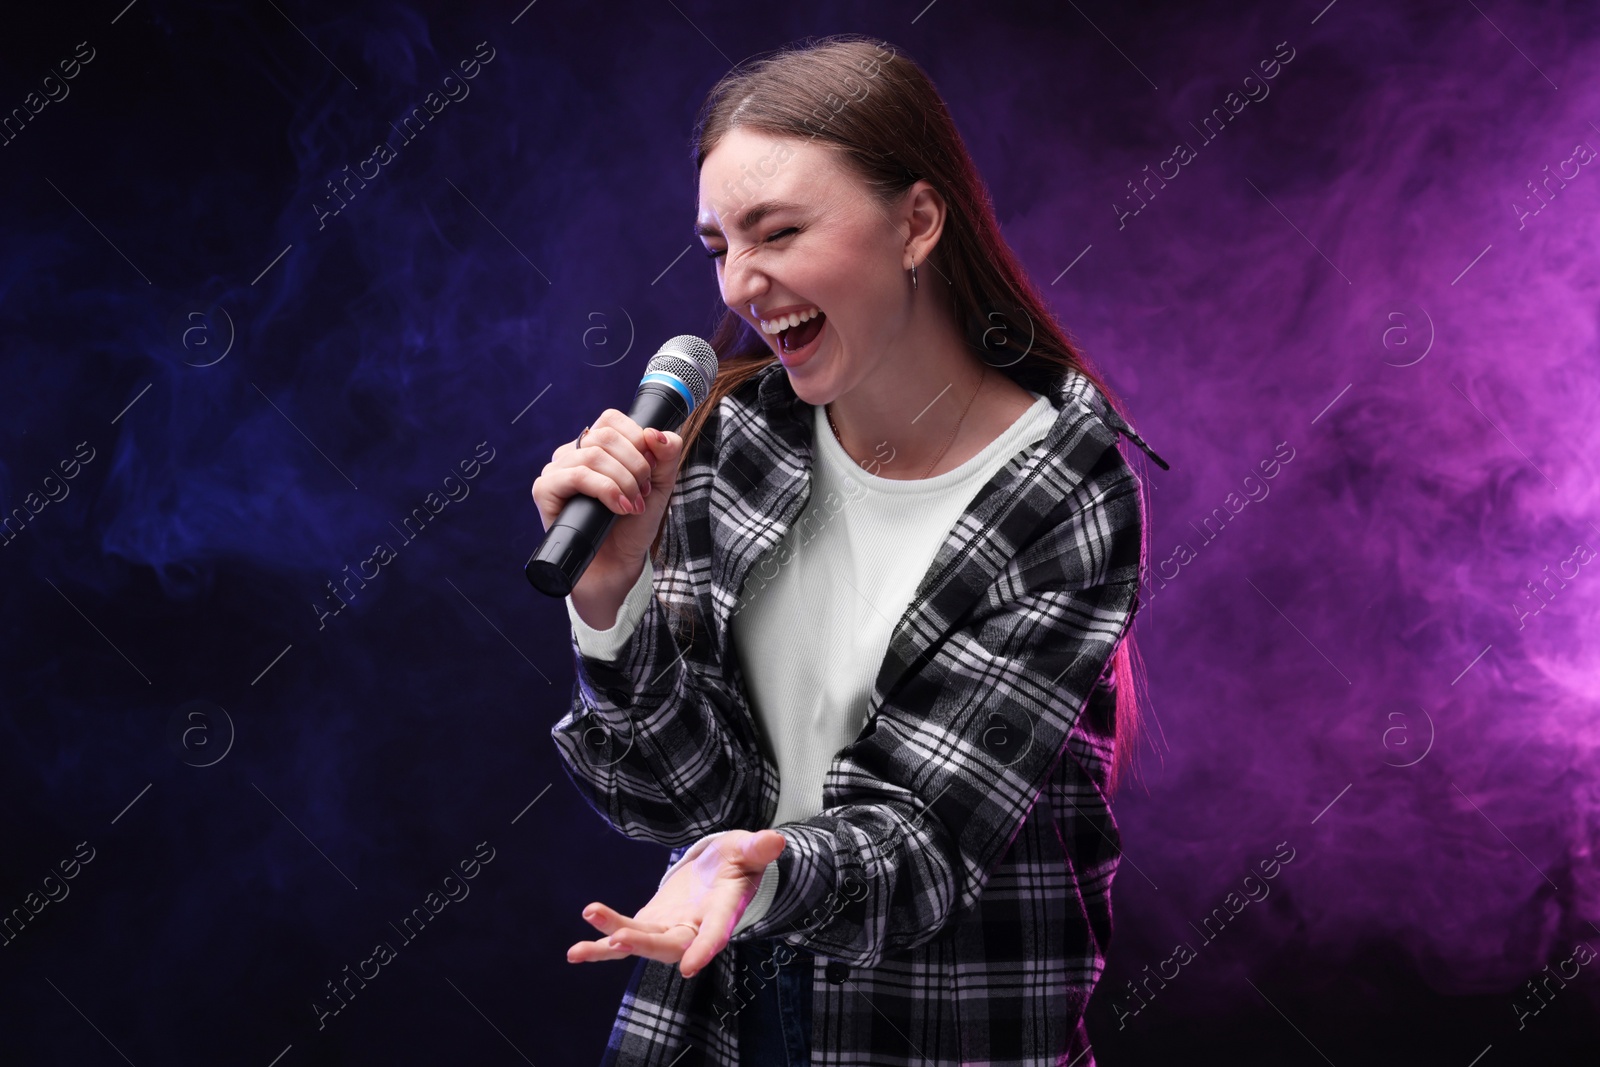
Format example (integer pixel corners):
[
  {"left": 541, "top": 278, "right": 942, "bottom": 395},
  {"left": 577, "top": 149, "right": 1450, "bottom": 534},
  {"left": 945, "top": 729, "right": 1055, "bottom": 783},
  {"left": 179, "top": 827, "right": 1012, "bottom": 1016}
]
[{"left": 567, "top": 829, "right": 786, "bottom": 979}]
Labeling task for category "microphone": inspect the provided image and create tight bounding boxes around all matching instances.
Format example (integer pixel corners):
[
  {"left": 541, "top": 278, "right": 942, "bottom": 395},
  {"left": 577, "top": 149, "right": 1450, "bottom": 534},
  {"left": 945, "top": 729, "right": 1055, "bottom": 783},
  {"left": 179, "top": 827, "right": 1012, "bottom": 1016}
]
[{"left": 524, "top": 334, "right": 718, "bottom": 597}]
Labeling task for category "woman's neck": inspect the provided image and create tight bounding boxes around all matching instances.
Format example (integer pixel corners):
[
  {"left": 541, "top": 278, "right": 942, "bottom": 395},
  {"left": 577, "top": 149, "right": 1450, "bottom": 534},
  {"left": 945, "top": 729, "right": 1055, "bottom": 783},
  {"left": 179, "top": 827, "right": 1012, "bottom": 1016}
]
[{"left": 826, "top": 352, "right": 1039, "bottom": 480}]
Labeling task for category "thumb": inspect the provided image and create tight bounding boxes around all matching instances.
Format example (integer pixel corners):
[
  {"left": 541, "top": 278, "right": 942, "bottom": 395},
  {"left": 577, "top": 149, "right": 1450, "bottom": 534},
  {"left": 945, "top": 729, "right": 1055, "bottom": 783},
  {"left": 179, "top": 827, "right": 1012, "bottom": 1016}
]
[
  {"left": 626, "top": 429, "right": 683, "bottom": 537},
  {"left": 742, "top": 829, "right": 786, "bottom": 870},
  {"left": 645, "top": 429, "right": 684, "bottom": 488}
]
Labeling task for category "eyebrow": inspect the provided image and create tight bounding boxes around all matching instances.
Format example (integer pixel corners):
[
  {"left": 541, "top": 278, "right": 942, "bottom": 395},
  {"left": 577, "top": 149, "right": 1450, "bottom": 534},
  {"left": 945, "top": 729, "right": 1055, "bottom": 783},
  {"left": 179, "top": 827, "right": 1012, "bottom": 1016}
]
[{"left": 694, "top": 200, "right": 800, "bottom": 238}]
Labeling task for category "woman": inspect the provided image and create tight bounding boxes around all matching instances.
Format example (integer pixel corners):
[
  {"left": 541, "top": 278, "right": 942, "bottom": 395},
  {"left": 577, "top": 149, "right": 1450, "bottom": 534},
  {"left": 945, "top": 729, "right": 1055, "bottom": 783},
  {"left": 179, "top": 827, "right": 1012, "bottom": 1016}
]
[{"left": 536, "top": 34, "right": 1167, "bottom": 1067}]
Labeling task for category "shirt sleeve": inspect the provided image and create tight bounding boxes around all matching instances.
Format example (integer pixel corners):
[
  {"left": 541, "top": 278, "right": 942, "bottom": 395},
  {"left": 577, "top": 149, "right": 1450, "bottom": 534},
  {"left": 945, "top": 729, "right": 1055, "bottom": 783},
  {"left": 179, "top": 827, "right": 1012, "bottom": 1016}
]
[
  {"left": 549, "top": 467, "right": 774, "bottom": 849},
  {"left": 565, "top": 556, "right": 655, "bottom": 661}
]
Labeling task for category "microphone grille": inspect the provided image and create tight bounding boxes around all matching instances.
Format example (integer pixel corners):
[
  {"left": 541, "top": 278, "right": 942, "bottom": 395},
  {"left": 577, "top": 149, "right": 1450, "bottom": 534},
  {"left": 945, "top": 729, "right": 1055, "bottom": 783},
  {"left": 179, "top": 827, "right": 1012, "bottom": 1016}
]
[{"left": 648, "top": 335, "right": 719, "bottom": 407}]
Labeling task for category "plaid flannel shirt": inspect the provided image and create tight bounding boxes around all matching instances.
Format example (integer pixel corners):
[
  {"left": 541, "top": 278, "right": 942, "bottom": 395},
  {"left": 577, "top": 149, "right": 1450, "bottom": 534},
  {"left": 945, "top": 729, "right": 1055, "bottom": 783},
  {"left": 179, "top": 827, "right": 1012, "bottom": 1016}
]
[{"left": 551, "top": 358, "right": 1162, "bottom": 1066}]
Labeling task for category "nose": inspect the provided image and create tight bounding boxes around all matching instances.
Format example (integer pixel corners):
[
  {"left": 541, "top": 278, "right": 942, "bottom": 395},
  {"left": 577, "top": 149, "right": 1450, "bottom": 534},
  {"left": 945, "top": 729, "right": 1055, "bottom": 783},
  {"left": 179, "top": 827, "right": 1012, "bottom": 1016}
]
[{"left": 718, "top": 247, "right": 768, "bottom": 315}]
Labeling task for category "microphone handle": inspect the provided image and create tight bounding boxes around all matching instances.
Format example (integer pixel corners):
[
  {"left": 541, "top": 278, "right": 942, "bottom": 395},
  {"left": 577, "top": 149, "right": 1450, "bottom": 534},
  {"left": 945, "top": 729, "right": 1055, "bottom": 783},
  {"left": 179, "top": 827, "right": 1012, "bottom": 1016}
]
[{"left": 524, "top": 380, "right": 693, "bottom": 597}]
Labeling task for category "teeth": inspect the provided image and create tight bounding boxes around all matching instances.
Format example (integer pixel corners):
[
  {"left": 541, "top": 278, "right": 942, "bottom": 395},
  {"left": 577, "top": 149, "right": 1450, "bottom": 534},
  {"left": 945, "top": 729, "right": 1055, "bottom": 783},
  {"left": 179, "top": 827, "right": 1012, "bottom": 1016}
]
[{"left": 760, "top": 307, "right": 820, "bottom": 335}]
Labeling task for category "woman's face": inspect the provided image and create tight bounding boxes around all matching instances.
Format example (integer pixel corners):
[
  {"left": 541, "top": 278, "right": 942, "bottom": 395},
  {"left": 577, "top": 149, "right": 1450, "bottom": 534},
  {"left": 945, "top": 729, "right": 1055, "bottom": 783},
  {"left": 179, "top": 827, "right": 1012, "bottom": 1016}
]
[{"left": 696, "top": 127, "right": 911, "bottom": 403}]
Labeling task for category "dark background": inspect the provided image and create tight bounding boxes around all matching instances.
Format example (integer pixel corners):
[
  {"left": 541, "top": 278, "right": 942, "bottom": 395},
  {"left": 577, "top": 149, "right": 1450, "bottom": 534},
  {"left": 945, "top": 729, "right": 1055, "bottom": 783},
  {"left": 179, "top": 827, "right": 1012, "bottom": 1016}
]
[{"left": 2, "top": 1, "right": 1596, "bottom": 1063}]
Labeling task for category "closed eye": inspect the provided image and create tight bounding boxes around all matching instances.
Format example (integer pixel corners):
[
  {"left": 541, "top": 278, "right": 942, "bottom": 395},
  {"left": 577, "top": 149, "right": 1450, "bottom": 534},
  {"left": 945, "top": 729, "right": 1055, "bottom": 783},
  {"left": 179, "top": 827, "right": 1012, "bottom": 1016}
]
[{"left": 703, "top": 227, "right": 800, "bottom": 260}]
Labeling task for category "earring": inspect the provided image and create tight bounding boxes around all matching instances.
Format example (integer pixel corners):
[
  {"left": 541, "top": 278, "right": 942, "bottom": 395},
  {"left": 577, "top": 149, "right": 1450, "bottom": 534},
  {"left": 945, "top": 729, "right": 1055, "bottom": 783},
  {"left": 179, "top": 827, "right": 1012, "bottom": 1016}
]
[{"left": 910, "top": 262, "right": 918, "bottom": 291}]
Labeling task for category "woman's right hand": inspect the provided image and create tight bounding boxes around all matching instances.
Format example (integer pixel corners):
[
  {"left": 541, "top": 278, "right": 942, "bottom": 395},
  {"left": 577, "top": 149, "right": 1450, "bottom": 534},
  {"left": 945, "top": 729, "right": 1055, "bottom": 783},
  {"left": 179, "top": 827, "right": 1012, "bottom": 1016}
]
[{"left": 532, "top": 408, "right": 686, "bottom": 598}]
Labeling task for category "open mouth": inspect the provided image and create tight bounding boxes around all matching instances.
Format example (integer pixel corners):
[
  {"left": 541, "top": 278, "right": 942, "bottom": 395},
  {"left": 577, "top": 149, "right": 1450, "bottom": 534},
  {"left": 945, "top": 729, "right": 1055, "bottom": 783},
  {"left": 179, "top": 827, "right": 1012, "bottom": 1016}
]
[{"left": 777, "top": 311, "right": 825, "bottom": 355}]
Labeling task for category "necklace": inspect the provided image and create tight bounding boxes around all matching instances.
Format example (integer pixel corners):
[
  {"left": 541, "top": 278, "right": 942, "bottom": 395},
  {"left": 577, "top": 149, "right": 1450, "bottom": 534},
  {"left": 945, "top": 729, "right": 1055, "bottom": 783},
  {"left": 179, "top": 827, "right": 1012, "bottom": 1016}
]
[{"left": 827, "top": 364, "right": 988, "bottom": 479}]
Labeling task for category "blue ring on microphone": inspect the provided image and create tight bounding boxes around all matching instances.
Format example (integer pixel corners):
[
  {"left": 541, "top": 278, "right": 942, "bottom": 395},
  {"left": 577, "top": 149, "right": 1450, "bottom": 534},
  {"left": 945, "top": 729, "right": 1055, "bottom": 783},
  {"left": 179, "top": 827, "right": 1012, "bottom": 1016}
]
[{"left": 640, "top": 372, "right": 696, "bottom": 411}]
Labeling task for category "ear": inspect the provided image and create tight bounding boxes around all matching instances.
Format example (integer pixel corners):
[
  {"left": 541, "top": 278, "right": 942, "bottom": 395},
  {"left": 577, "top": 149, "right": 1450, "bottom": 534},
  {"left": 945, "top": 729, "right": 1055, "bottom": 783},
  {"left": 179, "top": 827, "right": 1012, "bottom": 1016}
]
[{"left": 901, "top": 180, "right": 947, "bottom": 269}]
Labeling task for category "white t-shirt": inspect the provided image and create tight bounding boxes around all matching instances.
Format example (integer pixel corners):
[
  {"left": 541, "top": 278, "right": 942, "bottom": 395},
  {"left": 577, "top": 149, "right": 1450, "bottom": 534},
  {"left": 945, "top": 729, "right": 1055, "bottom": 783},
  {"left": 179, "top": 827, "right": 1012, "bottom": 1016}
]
[{"left": 567, "top": 391, "right": 1059, "bottom": 935}]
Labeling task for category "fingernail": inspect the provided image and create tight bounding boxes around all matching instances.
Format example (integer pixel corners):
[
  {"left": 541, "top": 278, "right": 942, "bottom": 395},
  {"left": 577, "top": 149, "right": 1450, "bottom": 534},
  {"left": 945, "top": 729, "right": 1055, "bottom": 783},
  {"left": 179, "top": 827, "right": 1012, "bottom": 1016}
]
[
  {"left": 654, "top": 429, "right": 667, "bottom": 445},
  {"left": 643, "top": 483, "right": 652, "bottom": 497}
]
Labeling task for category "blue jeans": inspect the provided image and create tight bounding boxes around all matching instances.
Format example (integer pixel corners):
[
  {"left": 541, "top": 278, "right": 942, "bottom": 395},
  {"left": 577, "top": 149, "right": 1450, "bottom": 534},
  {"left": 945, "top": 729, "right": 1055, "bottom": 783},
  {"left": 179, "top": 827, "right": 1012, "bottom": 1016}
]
[{"left": 733, "top": 938, "right": 813, "bottom": 1067}]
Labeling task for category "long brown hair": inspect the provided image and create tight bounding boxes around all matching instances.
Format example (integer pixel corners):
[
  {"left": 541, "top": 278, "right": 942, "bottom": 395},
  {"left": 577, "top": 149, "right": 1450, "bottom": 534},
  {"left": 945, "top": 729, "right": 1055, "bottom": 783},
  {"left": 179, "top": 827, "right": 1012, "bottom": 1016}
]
[{"left": 662, "top": 34, "right": 1156, "bottom": 794}]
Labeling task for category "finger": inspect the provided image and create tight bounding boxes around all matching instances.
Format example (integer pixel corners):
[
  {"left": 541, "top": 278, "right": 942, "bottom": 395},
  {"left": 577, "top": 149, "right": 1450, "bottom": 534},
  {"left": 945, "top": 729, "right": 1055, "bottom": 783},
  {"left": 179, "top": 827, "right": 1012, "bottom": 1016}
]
[
  {"left": 553, "top": 462, "right": 645, "bottom": 516},
  {"left": 641, "top": 427, "right": 681, "bottom": 465},
  {"left": 570, "top": 437, "right": 652, "bottom": 511},
  {"left": 700, "top": 831, "right": 754, "bottom": 872},
  {"left": 566, "top": 933, "right": 636, "bottom": 964},
  {"left": 533, "top": 460, "right": 633, "bottom": 521},
  {"left": 581, "top": 901, "right": 667, "bottom": 937},
  {"left": 607, "top": 925, "right": 696, "bottom": 966},
  {"left": 591, "top": 407, "right": 647, "bottom": 447},
  {"left": 637, "top": 428, "right": 685, "bottom": 490},
  {"left": 584, "top": 416, "right": 655, "bottom": 499},
  {"left": 681, "top": 903, "right": 739, "bottom": 978},
  {"left": 738, "top": 829, "right": 787, "bottom": 873}
]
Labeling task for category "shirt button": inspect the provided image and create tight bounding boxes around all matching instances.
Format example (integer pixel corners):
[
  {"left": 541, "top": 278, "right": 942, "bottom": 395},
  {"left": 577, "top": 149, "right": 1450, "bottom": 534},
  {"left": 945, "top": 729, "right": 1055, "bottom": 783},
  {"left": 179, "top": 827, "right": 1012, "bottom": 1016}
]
[{"left": 825, "top": 960, "right": 850, "bottom": 984}]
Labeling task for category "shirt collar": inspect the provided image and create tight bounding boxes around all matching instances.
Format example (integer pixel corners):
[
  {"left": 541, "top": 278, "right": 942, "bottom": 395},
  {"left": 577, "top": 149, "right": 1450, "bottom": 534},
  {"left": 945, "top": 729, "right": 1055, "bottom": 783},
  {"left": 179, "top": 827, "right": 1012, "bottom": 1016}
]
[{"left": 753, "top": 358, "right": 1169, "bottom": 471}]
